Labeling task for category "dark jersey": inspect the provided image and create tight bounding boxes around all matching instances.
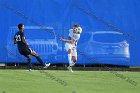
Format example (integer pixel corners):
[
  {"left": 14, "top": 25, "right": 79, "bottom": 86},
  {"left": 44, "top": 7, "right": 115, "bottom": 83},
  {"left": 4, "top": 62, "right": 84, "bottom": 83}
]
[{"left": 14, "top": 31, "right": 28, "bottom": 51}]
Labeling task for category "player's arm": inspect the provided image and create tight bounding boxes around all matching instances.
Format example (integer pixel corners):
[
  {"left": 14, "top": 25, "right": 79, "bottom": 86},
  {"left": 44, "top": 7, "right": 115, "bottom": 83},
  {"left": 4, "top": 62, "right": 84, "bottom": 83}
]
[
  {"left": 13, "top": 34, "right": 17, "bottom": 44},
  {"left": 60, "top": 38, "right": 75, "bottom": 43},
  {"left": 14, "top": 38, "right": 17, "bottom": 44},
  {"left": 20, "top": 33, "right": 30, "bottom": 49},
  {"left": 22, "top": 37, "right": 29, "bottom": 49}
]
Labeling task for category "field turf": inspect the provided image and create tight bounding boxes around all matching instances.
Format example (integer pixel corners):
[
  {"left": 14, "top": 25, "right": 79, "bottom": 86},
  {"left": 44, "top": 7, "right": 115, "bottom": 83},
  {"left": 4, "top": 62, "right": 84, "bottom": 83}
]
[{"left": 0, "top": 70, "right": 140, "bottom": 93}]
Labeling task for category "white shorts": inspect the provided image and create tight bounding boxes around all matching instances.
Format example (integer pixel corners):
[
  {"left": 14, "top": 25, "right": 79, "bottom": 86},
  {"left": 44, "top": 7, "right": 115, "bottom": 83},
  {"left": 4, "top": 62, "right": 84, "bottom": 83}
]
[{"left": 65, "top": 43, "right": 77, "bottom": 56}]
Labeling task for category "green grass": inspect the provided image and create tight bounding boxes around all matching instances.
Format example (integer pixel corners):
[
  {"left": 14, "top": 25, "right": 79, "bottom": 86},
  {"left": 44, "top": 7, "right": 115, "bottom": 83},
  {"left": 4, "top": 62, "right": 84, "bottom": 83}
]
[{"left": 0, "top": 70, "right": 140, "bottom": 93}]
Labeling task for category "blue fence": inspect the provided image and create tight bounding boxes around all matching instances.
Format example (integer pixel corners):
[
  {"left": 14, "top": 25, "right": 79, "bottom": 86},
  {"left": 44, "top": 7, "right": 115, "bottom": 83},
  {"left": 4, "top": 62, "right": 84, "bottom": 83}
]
[{"left": 0, "top": 0, "right": 140, "bottom": 66}]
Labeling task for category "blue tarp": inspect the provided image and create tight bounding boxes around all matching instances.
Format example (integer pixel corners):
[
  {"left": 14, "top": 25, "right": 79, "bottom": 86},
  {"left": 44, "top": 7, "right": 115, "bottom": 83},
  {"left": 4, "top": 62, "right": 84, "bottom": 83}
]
[{"left": 0, "top": 0, "right": 140, "bottom": 66}]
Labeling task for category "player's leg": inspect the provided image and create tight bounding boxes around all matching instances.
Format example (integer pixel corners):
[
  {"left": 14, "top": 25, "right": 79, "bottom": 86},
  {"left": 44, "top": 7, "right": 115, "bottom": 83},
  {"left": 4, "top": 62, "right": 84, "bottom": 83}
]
[
  {"left": 19, "top": 50, "right": 32, "bottom": 71},
  {"left": 71, "top": 47, "right": 77, "bottom": 66},
  {"left": 72, "top": 56, "right": 77, "bottom": 66},
  {"left": 65, "top": 43, "right": 73, "bottom": 66},
  {"left": 67, "top": 48, "right": 77, "bottom": 72},
  {"left": 65, "top": 43, "right": 74, "bottom": 72},
  {"left": 24, "top": 55, "right": 32, "bottom": 71},
  {"left": 67, "top": 49, "right": 78, "bottom": 72},
  {"left": 30, "top": 49, "right": 50, "bottom": 68},
  {"left": 68, "top": 49, "right": 73, "bottom": 65},
  {"left": 31, "top": 50, "right": 44, "bottom": 65}
]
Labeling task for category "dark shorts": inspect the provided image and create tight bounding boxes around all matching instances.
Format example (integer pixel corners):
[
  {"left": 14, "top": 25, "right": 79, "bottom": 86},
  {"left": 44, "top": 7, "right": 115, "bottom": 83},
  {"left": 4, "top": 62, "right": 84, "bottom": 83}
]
[{"left": 19, "top": 48, "right": 32, "bottom": 56}]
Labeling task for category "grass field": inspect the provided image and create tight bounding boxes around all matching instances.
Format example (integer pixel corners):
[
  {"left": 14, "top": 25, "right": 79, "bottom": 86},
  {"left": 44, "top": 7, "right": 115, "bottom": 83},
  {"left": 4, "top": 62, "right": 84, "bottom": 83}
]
[{"left": 0, "top": 70, "right": 140, "bottom": 93}]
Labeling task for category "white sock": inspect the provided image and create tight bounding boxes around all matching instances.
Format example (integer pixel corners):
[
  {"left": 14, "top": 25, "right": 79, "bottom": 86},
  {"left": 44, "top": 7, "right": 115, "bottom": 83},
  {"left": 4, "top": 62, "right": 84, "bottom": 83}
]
[{"left": 68, "top": 54, "right": 72, "bottom": 66}]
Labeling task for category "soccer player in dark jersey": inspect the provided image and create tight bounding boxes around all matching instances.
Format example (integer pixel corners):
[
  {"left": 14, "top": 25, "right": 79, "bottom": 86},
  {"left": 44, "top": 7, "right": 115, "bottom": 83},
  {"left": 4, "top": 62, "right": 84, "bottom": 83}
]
[{"left": 14, "top": 23, "right": 50, "bottom": 71}]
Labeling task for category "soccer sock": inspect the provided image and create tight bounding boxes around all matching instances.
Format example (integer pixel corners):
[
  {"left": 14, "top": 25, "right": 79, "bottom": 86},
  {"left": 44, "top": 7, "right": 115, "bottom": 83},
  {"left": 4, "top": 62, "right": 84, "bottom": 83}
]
[
  {"left": 27, "top": 58, "right": 32, "bottom": 69},
  {"left": 36, "top": 56, "right": 45, "bottom": 66},
  {"left": 68, "top": 54, "right": 72, "bottom": 66}
]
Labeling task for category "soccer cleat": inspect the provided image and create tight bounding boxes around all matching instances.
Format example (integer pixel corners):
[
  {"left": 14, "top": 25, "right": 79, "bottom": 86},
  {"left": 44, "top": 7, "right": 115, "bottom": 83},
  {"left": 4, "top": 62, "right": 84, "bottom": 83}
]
[
  {"left": 43, "top": 63, "right": 51, "bottom": 68},
  {"left": 67, "top": 66, "right": 74, "bottom": 73}
]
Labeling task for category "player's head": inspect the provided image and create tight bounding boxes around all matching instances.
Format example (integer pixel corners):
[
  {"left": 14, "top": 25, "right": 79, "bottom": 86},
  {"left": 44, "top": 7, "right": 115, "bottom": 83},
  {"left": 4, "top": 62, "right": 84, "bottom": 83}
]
[
  {"left": 18, "top": 23, "right": 24, "bottom": 31},
  {"left": 73, "top": 24, "right": 80, "bottom": 28}
]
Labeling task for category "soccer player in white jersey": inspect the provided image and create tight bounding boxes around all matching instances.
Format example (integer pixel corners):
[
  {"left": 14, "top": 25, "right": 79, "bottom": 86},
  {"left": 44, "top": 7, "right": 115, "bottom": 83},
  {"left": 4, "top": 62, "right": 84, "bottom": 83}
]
[{"left": 60, "top": 24, "right": 82, "bottom": 72}]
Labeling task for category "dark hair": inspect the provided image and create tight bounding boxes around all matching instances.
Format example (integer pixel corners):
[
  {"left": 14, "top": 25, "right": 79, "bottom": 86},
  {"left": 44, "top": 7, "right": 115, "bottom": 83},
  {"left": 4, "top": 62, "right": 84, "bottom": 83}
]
[
  {"left": 18, "top": 23, "right": 23, "bottom": 29},
  {"left": 73, "top": 24, "right": 80, "bottom": 27}
]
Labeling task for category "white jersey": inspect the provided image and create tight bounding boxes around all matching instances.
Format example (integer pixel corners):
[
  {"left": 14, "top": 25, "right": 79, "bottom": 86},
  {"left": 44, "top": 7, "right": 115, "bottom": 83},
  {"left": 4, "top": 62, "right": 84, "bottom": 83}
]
[
  {"left": 65, "top": 29, "right": 81, "bottom": 50},
  {"left": 65, "top": 28, "right": 82, "bottom": 56},
  {"left": 69, "top": 29, "right": 81, "bottom": 42}
]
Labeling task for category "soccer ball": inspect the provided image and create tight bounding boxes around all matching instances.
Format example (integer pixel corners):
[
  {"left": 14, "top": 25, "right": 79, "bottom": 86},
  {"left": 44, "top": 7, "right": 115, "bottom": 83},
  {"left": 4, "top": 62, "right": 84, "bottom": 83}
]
[{"left": 74, "top": 27, "right": 82, "bottom": 34}]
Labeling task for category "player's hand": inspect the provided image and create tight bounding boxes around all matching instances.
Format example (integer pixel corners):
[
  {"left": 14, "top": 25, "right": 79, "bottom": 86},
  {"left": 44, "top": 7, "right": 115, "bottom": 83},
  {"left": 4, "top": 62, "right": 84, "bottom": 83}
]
[{"left": 14, "top": 39, "right": 17, "bottom": 44}]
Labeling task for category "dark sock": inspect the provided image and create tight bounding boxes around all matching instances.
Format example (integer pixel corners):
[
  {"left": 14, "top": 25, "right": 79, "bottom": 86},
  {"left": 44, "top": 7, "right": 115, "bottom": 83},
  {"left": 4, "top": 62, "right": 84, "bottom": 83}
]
[
  {"left": 36, "top": 56, "right": 45, "bottom": 66},
  {"left": 27, "top": 58, "right": 32, "bottom": 69}
]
